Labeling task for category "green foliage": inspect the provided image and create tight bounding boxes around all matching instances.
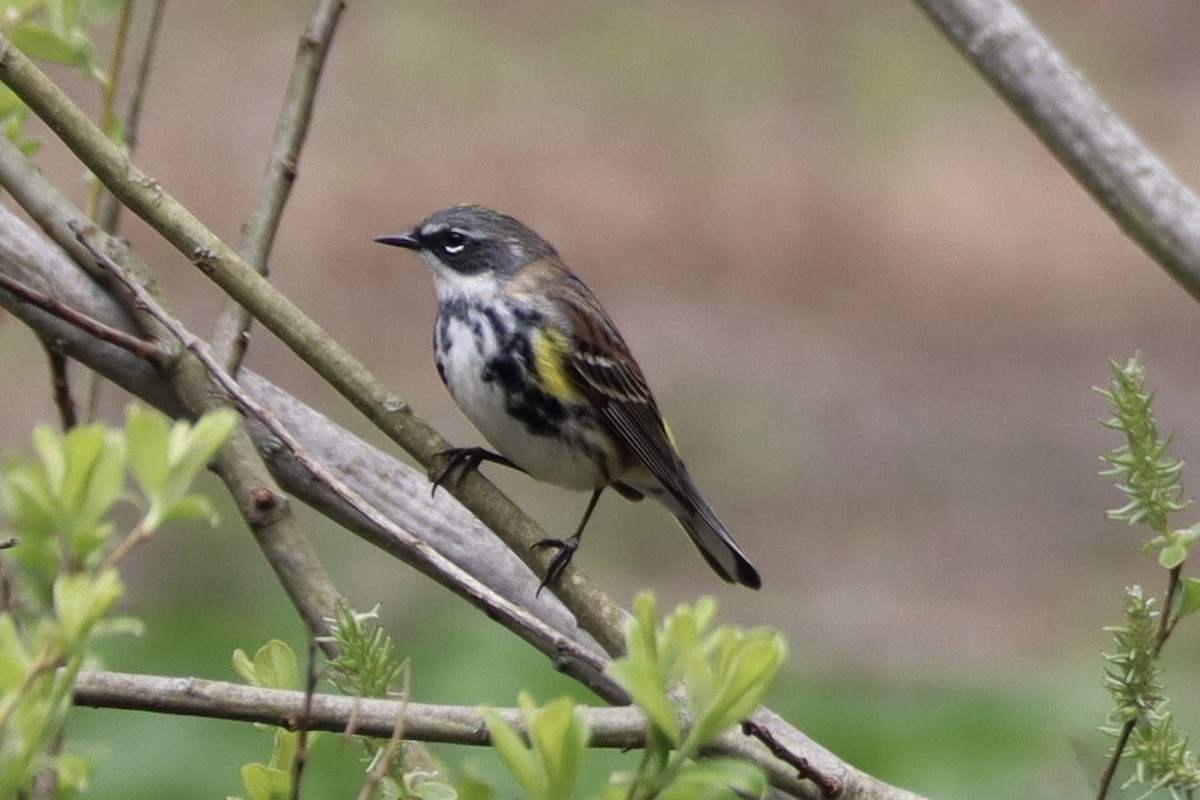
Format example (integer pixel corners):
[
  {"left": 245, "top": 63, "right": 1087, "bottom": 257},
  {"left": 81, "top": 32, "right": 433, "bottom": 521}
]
[
  {"left": 482, "top": 593, "right": 782, "bottom": 800},
  {"left": 0, "top": 404, "right": 234, "bottom": 799},
  {"left": 1096, "top": 355, "right": 1200, "bottom": 798},
  {"left": 323, "top": 603, "right": 406, "bottom": 699},
  {"left": 228, "top": 641, "right": 306, "bottom": 800},
  {"left": 482, "top": 695, "right": 589, "bottom": 800},
  {"left": 0, "top": 0, "right": 123, "bottom": 153},
  {"left": 1097, "top": 353, "right": 1191, "bottom": 545}
]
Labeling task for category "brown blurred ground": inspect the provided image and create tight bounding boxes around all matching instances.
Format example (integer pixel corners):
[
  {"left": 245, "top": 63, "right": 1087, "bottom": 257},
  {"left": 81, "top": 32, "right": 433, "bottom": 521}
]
[{"left": 4, "top": 1, "right": 1200, "bottom": 677}]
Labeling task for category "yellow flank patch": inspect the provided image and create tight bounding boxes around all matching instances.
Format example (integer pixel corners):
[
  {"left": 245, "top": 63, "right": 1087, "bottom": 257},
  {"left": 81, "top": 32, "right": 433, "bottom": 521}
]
[
  {"left": 532, "top": 328, "right": 581, "bottom": 402},
  {"left": 663, "top": 419, "right": 678, "bottom": 450}
]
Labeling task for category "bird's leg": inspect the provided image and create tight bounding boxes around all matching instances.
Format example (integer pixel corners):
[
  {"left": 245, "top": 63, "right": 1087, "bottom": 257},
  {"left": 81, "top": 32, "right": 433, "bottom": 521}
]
[
  {"left": 533, "top": 487, "right": 604, "bottom": 595},
  {"left": 430, "top": 446, "right": 525, "bottom": 496}
]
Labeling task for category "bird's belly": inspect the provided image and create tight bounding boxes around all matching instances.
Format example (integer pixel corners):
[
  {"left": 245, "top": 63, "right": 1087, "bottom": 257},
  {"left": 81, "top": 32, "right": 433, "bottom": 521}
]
[{"left": 438, "top": 318, "right": 605, "bottom": 491}]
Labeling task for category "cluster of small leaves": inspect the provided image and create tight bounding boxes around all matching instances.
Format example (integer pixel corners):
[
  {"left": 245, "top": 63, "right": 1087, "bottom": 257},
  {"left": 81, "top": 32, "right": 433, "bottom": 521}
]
[
  {"left": 322, "top": 603, "right": 405, "bottom": 700},
  {"left": 1098, "top": 354, "right": 1192, "bottom": 547},
  {"left": 1100, "top": 586, "right": 1163, "bottom": 734},
  {"left": 1096, "top": 355, "right": 1200, "bottom": 798},
  {"left": 486, "top": 592, "right": 786, "bottom": 800},
  {"left": 230, "top": 640, "right": 311, "bottom": 800},
  {"left": 0, "top": 0, "right": 127, "bottom": 154},
  {"left": 0, "top": 404, "right": 234, "bottom": 798}
]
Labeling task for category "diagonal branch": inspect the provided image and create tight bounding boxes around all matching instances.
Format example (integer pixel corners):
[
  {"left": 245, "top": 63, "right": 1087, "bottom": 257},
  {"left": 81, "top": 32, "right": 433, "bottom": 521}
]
[
  {"left": 212, "top": 0, "right": 345, "bottom": 373},
  {"left": 911, "top": 0, "right": 1200, "bottom": 303}
]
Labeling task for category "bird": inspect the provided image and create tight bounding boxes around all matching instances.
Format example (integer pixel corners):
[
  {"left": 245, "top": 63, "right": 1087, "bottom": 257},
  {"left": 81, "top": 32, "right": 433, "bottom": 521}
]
[{"left": 374, "top": 205, "right": 760, "bottom": 592}]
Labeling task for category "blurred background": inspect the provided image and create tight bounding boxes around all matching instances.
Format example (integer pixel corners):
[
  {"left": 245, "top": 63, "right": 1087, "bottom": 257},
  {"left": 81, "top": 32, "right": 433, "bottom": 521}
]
[{"left": 4, "top": 1, "right": 1200, "bottom": 797}]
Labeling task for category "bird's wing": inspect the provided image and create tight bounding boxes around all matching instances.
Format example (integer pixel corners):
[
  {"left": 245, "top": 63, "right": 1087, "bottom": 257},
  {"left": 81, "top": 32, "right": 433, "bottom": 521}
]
[{"left": 553, "top": 277, "right": 691, "bottom": 503}]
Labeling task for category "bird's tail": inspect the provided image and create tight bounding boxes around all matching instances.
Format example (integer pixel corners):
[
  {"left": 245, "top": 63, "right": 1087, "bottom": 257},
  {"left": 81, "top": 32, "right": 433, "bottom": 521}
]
[{"left": 646, "top": 479, "right": 761, "bottom": 590}]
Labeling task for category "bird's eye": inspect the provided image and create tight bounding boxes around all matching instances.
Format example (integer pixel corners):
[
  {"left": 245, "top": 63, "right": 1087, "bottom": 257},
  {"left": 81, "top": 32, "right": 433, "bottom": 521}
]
[{"left": 442, "top": 231, "right": 468, "bottom": 255}]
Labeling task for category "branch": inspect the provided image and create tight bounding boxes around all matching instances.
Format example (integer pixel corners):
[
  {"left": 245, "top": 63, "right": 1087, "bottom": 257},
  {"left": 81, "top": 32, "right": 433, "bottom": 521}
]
[
  {"left": 73, "top": 668, "right": 648, "bottom": 748},
  {"left": 212, "top": 0, "right": 344, "bottom": 372},
  {"left": 0, "top": 33, "right": 627, "bottom": 659},
  {"left": 911, "top": 0, "right": 1200, "bottom": 303}
]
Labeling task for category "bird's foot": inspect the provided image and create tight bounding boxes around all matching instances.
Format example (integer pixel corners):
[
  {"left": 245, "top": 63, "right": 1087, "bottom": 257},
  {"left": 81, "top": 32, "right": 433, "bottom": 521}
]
[
  {"left": 532, "top": 536, "right": 579, "bottom": 596},
  {"left": 429, "top": 447, "right": 518, "bottom": 497}
]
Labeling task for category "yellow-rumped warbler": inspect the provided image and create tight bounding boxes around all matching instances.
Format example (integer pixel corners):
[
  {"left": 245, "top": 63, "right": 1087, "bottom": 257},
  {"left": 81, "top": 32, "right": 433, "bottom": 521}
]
[{"left": 375, "top": 205, "right": 760, "bottom": 591}]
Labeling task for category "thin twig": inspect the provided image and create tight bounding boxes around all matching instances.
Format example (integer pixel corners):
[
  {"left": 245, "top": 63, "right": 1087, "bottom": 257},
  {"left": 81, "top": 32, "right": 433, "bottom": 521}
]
[
  {"left": 290, "top": 638, "right": 319, "bottom": 800},
  {"left": 0, "top": 270, "right": 160, "bottom": 359},
  {"left": 44, "top": 345, "right": 77, "bottom": 430},
  {"left": 742, "top": 721, "right": 841, "bottom": 798},
  {"left": 355, "top": 663, "right": 410, "bottom": 800},
  {"left": 97, "top": 0, "right": 165, "bottom": 234},
  {"left": 86, "top": 0, "right": 134, "bottom": 222},
  {"left": 212, "top": 0, "right": 344, "bottom": 374}
]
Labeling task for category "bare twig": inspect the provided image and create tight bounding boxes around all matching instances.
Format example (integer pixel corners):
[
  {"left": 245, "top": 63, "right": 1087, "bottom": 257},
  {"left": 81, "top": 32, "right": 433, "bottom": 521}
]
[
  {"left": 0, "top": 270, "right": 159, "bottom": 359},
  {"left": 212, "top": 0, "right": 344, "bottom": 374},
  {"left": 911, "top": 0, "right": 1200, "bottom": 304},
  {"left": 355, "top": 664, "right": 410, "bottom": 800},
  {"left": 86, "top": 0, "right": 134, "bottom": 222},
  {"left": 97, "top": 0, "right": 166, "bottom": 234},
  {"left": 44, "top": 345, "right": 77, "bottom": 430},
  {"left": 290, "top": 638, "right": 319, "bottom": 800},
  {"left": 743, "top": 721, "right": 841, "bottom": 798}
]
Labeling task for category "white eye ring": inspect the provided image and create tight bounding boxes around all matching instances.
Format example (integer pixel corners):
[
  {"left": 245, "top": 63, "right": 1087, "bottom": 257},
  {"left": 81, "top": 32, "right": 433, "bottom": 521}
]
[{"left": 444, "top": 242, "right": 465, "bottom": 254}]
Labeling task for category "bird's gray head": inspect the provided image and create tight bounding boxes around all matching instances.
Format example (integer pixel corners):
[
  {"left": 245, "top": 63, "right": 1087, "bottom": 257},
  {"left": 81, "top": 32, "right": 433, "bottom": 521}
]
[{"left": 374, "top": 205, "right": 558, "bottom": 284}]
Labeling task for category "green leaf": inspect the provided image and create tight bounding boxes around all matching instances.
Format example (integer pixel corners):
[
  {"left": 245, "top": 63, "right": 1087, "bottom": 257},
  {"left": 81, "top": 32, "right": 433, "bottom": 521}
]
[
  {"left": 482, "top": 706, "right": 543, "bottom": 799},
  {"left": 125, "top": 404, "right": 170, "bottom": 498},
  {"left": 411, "top": 781, "right": 459, "bottom": 800},
  {"left": 0, "top": 86, "right": 25, "bottom": 118},
  {"left": 231, "top": 648, "right": 257, "bottom": 685},
  {"left": 525, "top": 695, "right": 587, "bottom": 799},
  {"left": 240, "top": 763, "right": 290, "bottom": 800},
  {"left": 158, "top": 494, "right": 216, "bottom": 527},
  {"left": 1159, "top": 542, "right": 1187, "bottom": 569},
  {"left": 0, "top": 614, "right": 32, "bottom": 690},
  {"left": 606, "top": 651, "right": 679, "bottom": 745},
  {"left": 1176, "top": 577, "right": 1200, "bottom": 620},
  {"left": 9, "top": 22, "right": 78, "bottom": 65},
  {"left": 657, "top": 758, "right": 766, "bottom": 800},
  {"left": 691, "top": 631, "right": 786, "bottom": 747},
  {"left": 170, "top": 408, "right": 238, "bottom": 484},
  {"left": 251, "top": 640, "right": 298, "bottom": 690},
  {"left": 53, "top": 568, "right": 123, "bottom": 643}
]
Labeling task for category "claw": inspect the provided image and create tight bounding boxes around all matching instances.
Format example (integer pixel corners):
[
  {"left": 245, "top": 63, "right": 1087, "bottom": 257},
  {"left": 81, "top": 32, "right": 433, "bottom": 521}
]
[
  {"left": 429, "top": 447, "right": 521, "bottom": 497},
  {"left": 533, "top": 537, "right": 579, "bottom": 596}
]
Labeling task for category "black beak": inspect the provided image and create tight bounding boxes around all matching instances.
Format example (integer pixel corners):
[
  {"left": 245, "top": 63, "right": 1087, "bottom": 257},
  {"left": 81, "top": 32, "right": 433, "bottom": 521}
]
[{"left": 373, "top": 231, "right": 421, "bottom": 250}]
